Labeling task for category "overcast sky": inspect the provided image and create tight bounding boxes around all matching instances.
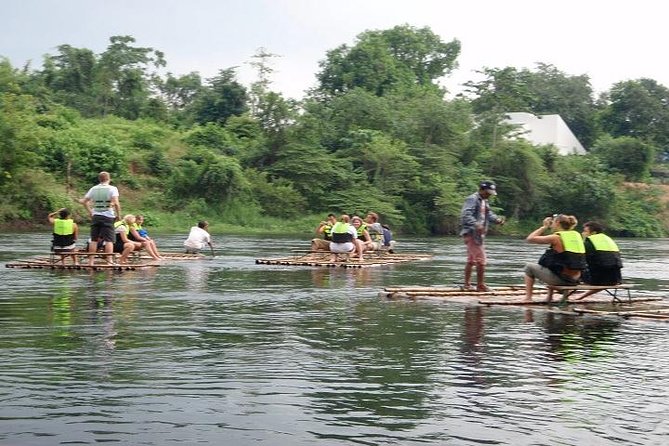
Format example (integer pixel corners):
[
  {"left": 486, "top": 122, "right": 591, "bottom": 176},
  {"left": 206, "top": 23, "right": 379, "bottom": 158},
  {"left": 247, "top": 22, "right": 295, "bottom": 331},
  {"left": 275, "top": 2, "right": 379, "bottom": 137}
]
[{"left": 3, "top": 0, "right": 667, "bottom": 100}]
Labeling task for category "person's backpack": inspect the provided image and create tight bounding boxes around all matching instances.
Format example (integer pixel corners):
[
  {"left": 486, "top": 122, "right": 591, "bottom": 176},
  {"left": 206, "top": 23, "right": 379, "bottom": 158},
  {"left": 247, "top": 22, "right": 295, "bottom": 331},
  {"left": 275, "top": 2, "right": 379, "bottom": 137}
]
[{"left": 381, "top": 225, "right": 392, "bottom": 246}]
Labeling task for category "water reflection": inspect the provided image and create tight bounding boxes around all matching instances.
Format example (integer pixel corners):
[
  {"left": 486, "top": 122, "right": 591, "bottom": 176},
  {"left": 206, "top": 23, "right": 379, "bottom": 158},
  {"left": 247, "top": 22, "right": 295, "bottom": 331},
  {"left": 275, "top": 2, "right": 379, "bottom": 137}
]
[
  {"left": 0, "top": 234, "right": 667, "bottom": 445},
  {"left": 301, "top": 300, "right": 444, "bottom": 435},
  {"left": 538, "top": 311, "right": 620, "bottom": 363}
]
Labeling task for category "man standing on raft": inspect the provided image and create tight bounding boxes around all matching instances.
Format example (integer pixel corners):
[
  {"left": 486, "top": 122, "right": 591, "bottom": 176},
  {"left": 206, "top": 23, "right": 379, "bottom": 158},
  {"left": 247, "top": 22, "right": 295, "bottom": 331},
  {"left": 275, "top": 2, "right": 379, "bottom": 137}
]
[
  {"left": 459, "top": 181, "right": 505, "bottom": 292},
  {"left": 79, "top": 171, "right": 121, "bottom": 266}
]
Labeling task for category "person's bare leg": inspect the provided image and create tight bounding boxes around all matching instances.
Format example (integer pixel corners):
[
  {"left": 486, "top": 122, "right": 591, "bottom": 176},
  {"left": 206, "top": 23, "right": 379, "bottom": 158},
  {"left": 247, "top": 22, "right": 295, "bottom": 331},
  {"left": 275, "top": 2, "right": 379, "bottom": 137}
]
[
  {"left": 463, "top": 263, "right": 473, "bottom": 289},
  {"left": 524, "top": 274, "right": 534, "bottom": 302},
  {"left": 354, "top": 240, "right": 364, "bottom": 261},
  {"left": 143, "top": 241, "right": 160, "bottom": 260},
  {"left": 150, "top": 240, "right": 162, "bottom": 259},
  {"left": 88, "top": 240, "right": 99, "bottom": 266},
  {"left": 104, "top": 240, "right": 115, "bottom": 264},
  {"left": 120, "top": 243, "right": 134, "bottom": 264},
  {"left": 476, "top": 264, "right": 489, "bottom": 291}
]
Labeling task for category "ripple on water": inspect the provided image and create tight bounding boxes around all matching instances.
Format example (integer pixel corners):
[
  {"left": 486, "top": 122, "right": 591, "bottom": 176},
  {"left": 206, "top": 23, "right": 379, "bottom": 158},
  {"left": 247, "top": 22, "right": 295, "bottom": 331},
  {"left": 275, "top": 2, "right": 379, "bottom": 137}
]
[{"left": 0, "top": 235, "right": 668, "bottom": 445}]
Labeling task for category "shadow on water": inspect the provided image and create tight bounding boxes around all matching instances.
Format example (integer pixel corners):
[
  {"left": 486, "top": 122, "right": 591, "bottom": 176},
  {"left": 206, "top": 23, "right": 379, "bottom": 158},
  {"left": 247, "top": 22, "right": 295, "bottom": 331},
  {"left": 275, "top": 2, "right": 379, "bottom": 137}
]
[{"left": 0, "top": 233, "right": 668, "bottom": 445}]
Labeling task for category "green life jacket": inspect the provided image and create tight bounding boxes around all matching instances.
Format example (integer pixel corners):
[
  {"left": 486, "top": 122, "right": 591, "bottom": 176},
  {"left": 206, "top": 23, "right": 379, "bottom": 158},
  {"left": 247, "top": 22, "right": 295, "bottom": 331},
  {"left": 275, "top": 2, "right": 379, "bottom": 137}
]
[
  {"left": 587, "top": 233, "right": 619, "bottom": 252},
  {"left": 323, "top": 223, "right": 334, "bottom": 241},
  {"left": 114, "top": 220, "right": 130, "bottom": 235},
  {"left": 90, "top": 184, "right": 113, "bottom": 212},
  {"left": 539, "top": 230, "right": 587, "bottom": 274},
  {"left": 52, "top": 218, "right": 75, "bottom": 247},
  {"left": 557, "top": 230, "right": 586, "bottom": 254},
  {"left": 585, "top": 233, "right": 622, "bottom": 269},
  {"left": 331, "top": 222, "right": 353, "bottom": 243},
  {"left": 355, "top": 223, "right": 368, "bottom": 241},
  {"left": 53, "top": 218, "right": 74, "bottom": 235}
]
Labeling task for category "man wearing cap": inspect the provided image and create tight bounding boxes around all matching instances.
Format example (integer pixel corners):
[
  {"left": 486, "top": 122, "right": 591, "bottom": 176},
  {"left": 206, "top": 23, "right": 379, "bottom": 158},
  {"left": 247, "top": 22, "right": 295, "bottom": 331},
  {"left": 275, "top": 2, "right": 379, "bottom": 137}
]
[{"left": 459, "top": 181, "right": 505, "bottom": 292}]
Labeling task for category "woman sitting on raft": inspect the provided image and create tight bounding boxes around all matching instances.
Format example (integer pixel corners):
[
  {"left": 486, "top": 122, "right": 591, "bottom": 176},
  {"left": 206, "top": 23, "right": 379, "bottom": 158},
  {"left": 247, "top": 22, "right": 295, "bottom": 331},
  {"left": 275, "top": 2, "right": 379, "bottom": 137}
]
[{"left": 524, "top": 214, "right": 587, "bottom": 302}]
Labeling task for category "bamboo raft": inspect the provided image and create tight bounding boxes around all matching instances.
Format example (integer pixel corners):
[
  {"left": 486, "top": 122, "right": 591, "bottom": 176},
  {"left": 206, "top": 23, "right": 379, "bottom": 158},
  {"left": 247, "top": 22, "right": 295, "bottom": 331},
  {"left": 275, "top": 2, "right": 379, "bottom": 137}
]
[
  {"left": 381, "top": 285, "right": 664, "bottom": 306},
  {"left": 255, "top": 250, "right": 433, "bottom": 268},
  {"left": 136, "top": 252, "right": 205, "bottom": 261},
  {"left": 5, "top": 252, "right": 159, "bottom": 271}
]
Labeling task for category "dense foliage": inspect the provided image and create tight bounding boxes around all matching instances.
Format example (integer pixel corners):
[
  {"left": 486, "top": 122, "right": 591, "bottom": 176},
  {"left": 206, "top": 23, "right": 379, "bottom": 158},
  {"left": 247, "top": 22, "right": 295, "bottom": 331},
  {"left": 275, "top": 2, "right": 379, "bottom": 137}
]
[{"left": 1, "top": 27, "right": 668, "bottom": 237}]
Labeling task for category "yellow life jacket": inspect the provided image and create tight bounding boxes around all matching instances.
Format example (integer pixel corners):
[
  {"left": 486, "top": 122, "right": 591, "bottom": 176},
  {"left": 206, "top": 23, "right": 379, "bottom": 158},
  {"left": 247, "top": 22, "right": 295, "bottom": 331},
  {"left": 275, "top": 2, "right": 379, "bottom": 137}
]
[
  {"left": 556, "top": 230, "right": 585, "bottom": 254},
  {"left": 114, "top": 220, "right": 130, "bottom": 235},
  {"left": 53, "top": 218, "right": 74, "bottom": 235},
  {"left": 587, "top": 233, "right": 619, "bottom": 252}
]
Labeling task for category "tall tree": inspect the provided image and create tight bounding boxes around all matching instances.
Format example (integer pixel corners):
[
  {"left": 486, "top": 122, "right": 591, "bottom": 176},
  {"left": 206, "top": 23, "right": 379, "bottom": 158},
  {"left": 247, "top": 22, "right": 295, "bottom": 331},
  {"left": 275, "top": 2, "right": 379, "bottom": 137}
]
[
  {"left": 591, "top": 135, "right": 655, "bottom": 181},
  {"left": 157, "top": 72, "right": 203, "bottom": 111},
  {"left": 599, "top": 78, "right": 669, "bottom": 158},
  {"left": 95, "top": 35, "right": 166, "bottom": 119},
  {"left": 316, "top": 25, "right": 460, "bottom": 97},
  {"left": 189, "top": 68, "right": 248, "bottom": 125}
]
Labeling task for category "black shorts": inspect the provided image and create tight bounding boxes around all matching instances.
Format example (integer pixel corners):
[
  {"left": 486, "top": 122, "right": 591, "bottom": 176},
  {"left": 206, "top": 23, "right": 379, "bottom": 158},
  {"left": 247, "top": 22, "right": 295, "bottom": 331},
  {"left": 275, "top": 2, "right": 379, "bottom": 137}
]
[
  {"left": 90, "top": 215, "right": 115, "bottom": 243},
  {"left": 113, "top": 240, "right": 126, "bottom": 253}
]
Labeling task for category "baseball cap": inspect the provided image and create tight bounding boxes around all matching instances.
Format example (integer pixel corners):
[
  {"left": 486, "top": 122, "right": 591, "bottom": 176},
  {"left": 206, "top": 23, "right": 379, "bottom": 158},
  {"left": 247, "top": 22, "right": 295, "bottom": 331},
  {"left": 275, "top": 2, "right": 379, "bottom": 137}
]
[{"left": 479, "top": 181, "right": 497, "bottom": 195}]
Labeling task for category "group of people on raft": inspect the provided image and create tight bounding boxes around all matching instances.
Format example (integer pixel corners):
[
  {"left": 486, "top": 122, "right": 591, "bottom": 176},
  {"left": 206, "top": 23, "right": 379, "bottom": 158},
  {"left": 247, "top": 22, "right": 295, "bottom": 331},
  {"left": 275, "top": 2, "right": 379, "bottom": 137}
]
[
  {"left": 47, "top": 170, "right": 216, "bottom": 266},
  {"left": 49, "top": 208, "right": 163, "bottom": 265},
  {"left": 310, "top": 212, "right": 395, "bottom": 262},
  {"left": 461, "top": 180, "right": 623, "bottom": 302}
]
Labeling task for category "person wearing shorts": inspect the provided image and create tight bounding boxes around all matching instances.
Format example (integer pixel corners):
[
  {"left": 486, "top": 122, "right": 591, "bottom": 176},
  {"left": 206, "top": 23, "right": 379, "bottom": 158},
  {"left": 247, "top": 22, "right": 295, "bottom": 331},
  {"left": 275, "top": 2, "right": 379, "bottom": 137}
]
[
  {"left": 79, "top": 171, "right": 121, "bottom": 266},
  {"left": 459, "top": 181, "right": 505, "bottom": 292}
]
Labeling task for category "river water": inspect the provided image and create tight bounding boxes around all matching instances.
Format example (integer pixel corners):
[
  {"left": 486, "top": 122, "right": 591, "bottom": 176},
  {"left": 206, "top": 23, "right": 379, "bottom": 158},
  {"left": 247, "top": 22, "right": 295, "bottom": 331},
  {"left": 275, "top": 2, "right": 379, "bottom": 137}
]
[{"left": 1, "top": 234, "right": 668, "bottom": 446}]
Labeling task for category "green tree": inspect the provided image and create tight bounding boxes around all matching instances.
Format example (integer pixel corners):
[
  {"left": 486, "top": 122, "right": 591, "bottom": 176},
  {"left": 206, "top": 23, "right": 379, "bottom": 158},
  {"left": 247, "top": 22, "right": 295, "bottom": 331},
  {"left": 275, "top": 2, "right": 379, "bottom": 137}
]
[
  {"left": 340, "top": 129, "right": 420, "bottom": 196},
  {"left": 158, "top": 71, "right": 203, "bottom": 111},
  {"left": 189, "top": 68, "right": 248, "bottom": 125},
  {"left": 168, "top": 148, "right": 250, "bottom": 208},
  {"left": 316, "top": 24, "right": 460, "bottom": 97},
  {"left": 479, "top": 140, "right": 549, "bottom": 219},
  {"left": 545, "top": 155, "right": 617, "bottom": 221},
  {"left": 599, "top": 78, "right": 669, "bottom": 158},
  {"left": 591, "top": 135, "right": 655, "bottom": 181},
  {"left": 95, "top": 35, "right": 166, "bottom": 119},
  {"left": 41, "top": 45, "right": 97, "bottom": 113}
]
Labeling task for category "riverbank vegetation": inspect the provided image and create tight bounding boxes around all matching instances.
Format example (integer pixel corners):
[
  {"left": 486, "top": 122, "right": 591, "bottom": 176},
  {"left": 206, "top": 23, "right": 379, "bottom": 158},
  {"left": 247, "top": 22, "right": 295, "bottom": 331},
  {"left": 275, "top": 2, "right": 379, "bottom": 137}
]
[{"left": 1, "top": 28, "right": 668, "bottom": 237}]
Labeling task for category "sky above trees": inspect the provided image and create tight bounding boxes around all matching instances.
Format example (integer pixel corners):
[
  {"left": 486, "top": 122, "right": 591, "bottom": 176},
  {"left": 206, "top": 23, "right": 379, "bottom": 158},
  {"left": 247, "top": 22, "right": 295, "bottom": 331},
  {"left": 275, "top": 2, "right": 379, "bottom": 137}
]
[{"left": 3, "top": 0, "right": 668, "bottom": 100}]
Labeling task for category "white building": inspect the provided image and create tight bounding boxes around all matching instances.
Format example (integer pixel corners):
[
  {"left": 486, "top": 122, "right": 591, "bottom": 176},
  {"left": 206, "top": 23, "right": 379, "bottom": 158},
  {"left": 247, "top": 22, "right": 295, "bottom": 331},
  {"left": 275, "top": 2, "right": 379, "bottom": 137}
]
[{"left": 505, "top": 112, "right": 586, "bottom": 155}]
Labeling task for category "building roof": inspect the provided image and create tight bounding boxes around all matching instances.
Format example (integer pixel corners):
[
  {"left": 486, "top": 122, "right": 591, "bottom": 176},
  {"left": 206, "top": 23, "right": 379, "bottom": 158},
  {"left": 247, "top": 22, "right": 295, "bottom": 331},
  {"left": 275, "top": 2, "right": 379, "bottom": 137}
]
[{"left": 505, "top": 112, "right": 586, "bottom": 155}]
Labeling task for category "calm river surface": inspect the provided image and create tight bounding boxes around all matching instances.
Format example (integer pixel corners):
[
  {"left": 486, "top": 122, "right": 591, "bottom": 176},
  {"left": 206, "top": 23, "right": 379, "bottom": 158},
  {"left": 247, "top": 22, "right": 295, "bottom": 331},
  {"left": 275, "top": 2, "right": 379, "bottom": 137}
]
[{"left": 1, "top": 233, "right": 668, "bottom": 446}]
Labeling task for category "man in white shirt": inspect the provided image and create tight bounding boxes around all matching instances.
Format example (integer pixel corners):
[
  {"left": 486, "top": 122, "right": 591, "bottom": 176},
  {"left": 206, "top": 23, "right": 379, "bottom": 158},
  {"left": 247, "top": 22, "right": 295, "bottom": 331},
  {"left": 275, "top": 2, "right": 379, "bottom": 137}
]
[
  {"left": 79, "top": 171, "right": 121, "bottom": 265},
  {"left": 184, "top": 221, "right": 213, "bottom": 254}
]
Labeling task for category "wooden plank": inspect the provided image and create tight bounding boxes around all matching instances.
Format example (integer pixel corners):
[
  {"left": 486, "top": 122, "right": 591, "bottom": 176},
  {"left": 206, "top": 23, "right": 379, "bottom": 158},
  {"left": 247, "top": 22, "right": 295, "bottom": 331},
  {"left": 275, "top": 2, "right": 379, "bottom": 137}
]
[
  {"left": 255, "top": 252, "right": 432, "bottom": 268},
  {"left": 548, "top": 284, "right": 632, "bottom": 292},
  {"left": 384, "top": 285, "right": 527, "bottom": 293},
  {"left": 380, "top": 285, "right": 661, "bottom": 307}
]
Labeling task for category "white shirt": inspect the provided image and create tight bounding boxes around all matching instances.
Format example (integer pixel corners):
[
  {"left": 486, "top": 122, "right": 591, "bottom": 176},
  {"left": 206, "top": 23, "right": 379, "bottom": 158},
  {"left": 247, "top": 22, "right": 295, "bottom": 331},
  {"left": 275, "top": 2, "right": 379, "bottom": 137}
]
[
  {"left": 329, "top": 224, "right": 357, "bottom": 253},
  {"left": 184, "top": 226, "right": 211, "bottom": 250},
  {"left": 84, "top": 183, "right": 119, "bottom": 218}
]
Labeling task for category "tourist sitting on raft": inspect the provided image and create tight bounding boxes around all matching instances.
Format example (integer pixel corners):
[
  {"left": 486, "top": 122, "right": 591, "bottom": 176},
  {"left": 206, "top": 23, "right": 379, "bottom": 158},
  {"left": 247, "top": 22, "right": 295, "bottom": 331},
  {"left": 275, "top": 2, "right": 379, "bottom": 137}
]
[
  {"left": 523, "top": 214, "right": 587, "bottom": 302},
  {"left": 113, "top": 215, "right": 143, "bottom": 264},
  {"left": 365, "top": 212, "right": 395, "bottom": 252},
  {"left": 351, "top": 215, "right": 373, "bottom": 252},
  {"left": 311, "top": 213, "right": 337, "bottom": 252},
  {"left": 48, "top": 208, "right": 79, "bottom": 266},
  {"left": 128, "top": 214, "right": 162, "bottom": 260},
  {"left": 573, "top": 221, "right": 623, "bottom": 300},
  {"left": 329, "top": 214, "right": 365, "bottom": 262}
]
